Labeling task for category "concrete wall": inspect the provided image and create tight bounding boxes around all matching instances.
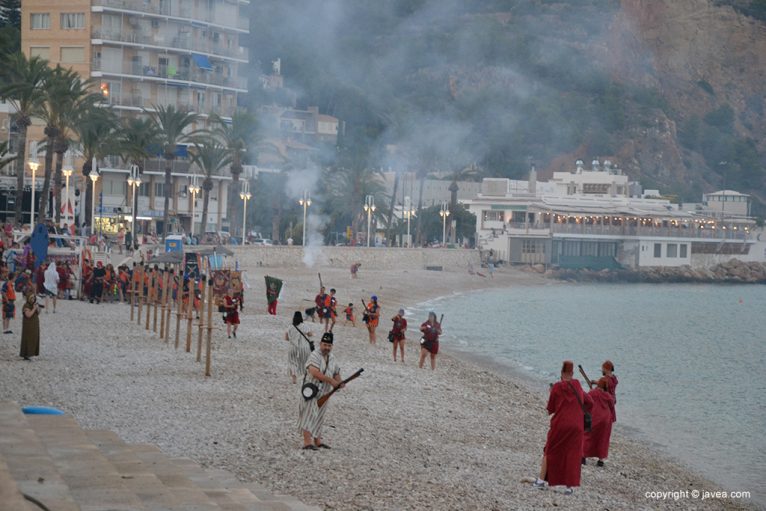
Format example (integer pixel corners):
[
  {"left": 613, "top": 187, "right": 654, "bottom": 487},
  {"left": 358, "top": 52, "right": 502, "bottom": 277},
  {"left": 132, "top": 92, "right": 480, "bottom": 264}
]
[
  {"left": 231, "top": 246, "right": 481, "bottom": 270},
  {"left": 690, "top": 240, "right": 766, "bottom": 269},
  {"left": 637, "top": 239, "right": 692, "bottom": 267}
]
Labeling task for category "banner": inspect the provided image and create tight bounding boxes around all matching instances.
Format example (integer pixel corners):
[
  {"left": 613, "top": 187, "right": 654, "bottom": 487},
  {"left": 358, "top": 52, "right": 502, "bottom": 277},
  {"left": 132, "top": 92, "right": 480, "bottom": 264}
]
[
  {"left": 185, "top": 252, "right": 201, "bottom": 280},
  {"left": 264, "top": 275, "right": 283, "bottom": 304},
  {"left": 211, "top": 270, "right": 230, "bottom": 307}
]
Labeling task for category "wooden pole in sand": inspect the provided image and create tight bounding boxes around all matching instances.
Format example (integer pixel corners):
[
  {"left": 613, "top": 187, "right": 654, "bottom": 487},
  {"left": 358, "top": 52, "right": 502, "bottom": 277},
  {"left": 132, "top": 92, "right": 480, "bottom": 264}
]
[
  {"left": 130, "top": 266, "right": 136, "bottom": 322},
  {"left": 145, "top": 268, "right": 152, "bottom": 331},
  {"left": 160, "top": 268, "right": 169, "bottom": 339},
  {"left": 205, "top": 276, "right": 214, "bottom": 377},
  {"left": 174, "top": 275, "right": 183, "bottom": 349},
  {"left": 196, "top": 276, "right": 206, "bottom": 362},
  {"left": 152, "top": 270, "right": 160, "bottom": 334},
  {"left": 164, "top": 268, "right": 174, "bottom": 342},
  {"left": 185, "top": 279, "right": 194, "bottom": 352},
  {"left": 136, "top": 265, "right": 143, "bottom": 325}
]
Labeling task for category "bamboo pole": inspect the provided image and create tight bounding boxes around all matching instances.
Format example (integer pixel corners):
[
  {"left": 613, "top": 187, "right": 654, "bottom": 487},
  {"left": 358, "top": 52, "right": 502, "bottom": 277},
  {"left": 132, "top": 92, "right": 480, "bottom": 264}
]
[
  {"left": 160, "top": 268, "right": 169, "bottom": 339},
  {"left": 196, "top": 276, "right": 206, "bottom": 362},
  {"left": 164, "top": 267, "right": 174, "bottom": 342},
  {"left": 136, "top": 265, "right": 143, "bottom": 325},
  {"left": 152, "top": 269, "right": 159, "bottom": 334},
  {"left": 174, "top": 274, "right": 183, "bottom": 349},
  {"left": 205, "top": 275, "right": 214, "bottom": 377},
  {"left": 145, "top": 268, "right": 152, "bottom": 331}
]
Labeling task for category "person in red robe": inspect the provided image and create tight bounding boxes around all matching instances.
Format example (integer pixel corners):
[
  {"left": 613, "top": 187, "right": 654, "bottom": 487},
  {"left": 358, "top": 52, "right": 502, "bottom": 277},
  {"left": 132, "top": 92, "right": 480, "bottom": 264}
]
[
  {"left": 583, "top": 377, "right": 616, "bottom": 467},
  {"left": 223, "top": 294, "right": 240, "bottom": 338},
  {"left": 535, "top": 360, "right": 593, "bottom": 495}
]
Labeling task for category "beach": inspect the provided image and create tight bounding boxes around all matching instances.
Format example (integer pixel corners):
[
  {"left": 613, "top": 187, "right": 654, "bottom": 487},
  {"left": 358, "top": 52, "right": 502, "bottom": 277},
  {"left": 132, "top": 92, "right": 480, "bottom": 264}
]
[{"left": 0, "top": 261, "right": 756, "bottom": 510}]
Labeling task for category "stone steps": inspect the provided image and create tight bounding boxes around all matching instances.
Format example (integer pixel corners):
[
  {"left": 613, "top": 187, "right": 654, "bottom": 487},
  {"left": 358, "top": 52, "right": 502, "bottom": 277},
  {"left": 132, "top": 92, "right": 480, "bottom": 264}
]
[{"left": 0, "top": 401, "right": 320, "bottom": 511}]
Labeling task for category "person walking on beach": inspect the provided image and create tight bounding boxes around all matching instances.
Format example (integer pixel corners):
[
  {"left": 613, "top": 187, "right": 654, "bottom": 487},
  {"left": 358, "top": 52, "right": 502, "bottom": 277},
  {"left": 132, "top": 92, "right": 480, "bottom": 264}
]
[
  {"left": 350, "top": 262, "right": 361, "bottom": 279},
  {"left": 534, "top": 360, "right": 593, "bottom": 495},
  {"left": 2, "top": 273, "right": 16, "bottom": 334},
  {"left": 583, "top": 377, "right": 616, "bottom": 467},
  {"left": 418, "top": 311, "right": 441, "bottom": 370},
  {"left": 390, "top": 309, "right": 407, "bottom": 363},
  {"left": 343, "top": 303, "right": 355, "bottom": 327},
  {"left": 20, "top": 294, "right": 40, "bottom": 361},
  {"left": 285, "top": 311, "right": 314, "bottom": 384},
  {"left": 598, "top": 360, "right": 618, "bottom": 406},
  {"left": 365, "top": 295, "right": 380, "bottom": 344},
  {"left": 223, "top": 292, "right": 240, "bottom": 338},
  {"left": 298, "top": 332, "right": 343, "bottom": 450},
  {"left": 315, "top": 286, "right": 327, "bottom": 324},
  {"left": 90, "top": 261, "right": 105, "bottom": 303},
  {"left": 325, "top": 288, "right": 338, "bottom": 332},
  {"left": 43, "top": 261, "right": 59, "bottom": 313}
]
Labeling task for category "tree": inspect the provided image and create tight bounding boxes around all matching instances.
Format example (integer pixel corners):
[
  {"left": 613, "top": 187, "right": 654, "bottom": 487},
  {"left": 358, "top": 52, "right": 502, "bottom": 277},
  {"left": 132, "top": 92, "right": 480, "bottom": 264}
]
[
  {"left": 211, "top": 111, "right": 257, "bottom": 238},
  {"left": 37, "top": 65, "right": 101, "bottom": 224},
  {"left": 147, "top": 104, "right": 199, "bottom": 239},
  {"left": 189, "top": 138, "right": 231, "bottom": 234},
  {"left": 0, "top": 53, "right": 48, "bottom": 223},
  {"left": 0, "top": 0, "right": 21, "bottom": 28},
  {"left": 324, "top": 161, "right": 387, "bottom": 244},
  {"left": 0, "top": 141, "right": 14, "bottom": 169}
]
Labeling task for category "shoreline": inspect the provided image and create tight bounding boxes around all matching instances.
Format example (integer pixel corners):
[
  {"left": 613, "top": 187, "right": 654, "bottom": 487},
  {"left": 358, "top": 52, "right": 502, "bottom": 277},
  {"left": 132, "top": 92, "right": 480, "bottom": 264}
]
[{"left": 0, "top": 264, "right": 758, "bottom": 510}]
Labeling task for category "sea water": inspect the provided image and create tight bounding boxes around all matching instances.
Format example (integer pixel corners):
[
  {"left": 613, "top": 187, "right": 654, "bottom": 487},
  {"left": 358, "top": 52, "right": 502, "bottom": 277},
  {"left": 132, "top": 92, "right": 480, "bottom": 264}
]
[{"left": 408, "top": 283, "right": 766, "bottom": 503}]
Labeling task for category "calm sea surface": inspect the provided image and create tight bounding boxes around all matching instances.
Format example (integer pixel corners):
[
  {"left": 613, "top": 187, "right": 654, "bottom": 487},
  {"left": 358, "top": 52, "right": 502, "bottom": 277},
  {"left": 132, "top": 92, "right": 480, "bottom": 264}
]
[{"left": 408, "top": 283, "right": 766, "bottom": 502}]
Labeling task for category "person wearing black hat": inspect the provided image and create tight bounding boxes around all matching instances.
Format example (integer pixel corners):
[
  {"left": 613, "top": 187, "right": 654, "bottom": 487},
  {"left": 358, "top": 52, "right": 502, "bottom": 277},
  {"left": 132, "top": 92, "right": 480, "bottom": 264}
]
[
  {"left": 298, "top": 331, "right": 343, "bottom": 450},
  {"left": 285, "top": 311, "right": 314, "bottom": 384}
]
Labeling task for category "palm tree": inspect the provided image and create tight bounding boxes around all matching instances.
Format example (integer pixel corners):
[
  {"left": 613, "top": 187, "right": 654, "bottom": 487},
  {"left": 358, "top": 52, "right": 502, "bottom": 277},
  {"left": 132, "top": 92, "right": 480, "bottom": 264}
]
[
  {"left": 73, "top": 105, "right": 121, "bottom": 227},
  {"left": 147, "top": 104, "right": 199, "bottom": 239},
  {"left": 0, "top": 53, "right": 48, "bottom": 223},
  {"left": 37, "top": 64, "right": 100, "bottom": 223},
  {"left": 116, "top": 117, "right": 160, "bottom": 171},
  {"left": 0, "top": 141, "right": 14, "bottom": 169},
  {"left": 210, "top": 111, "right": 257, "bottom": 239},
  {"left": 189, "top": 138, "right": 232, "bottom": 234},
  {"left": 324, "top": 161, "right": 387, "bottom": 244}
]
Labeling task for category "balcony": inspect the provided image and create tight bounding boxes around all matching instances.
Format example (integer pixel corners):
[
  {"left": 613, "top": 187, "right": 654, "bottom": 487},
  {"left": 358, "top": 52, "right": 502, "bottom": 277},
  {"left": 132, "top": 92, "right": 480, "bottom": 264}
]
[
  {"left": 92, "top": 0, "right": 249, "bottom": 33},
  {"left": 550, "top": 222, "right": 752, "bottom": 241},
  {"left": 92, "top": 29, "right": 248, "bottom": 62},
  {"left": 92, "top": 59, "right": 247, "bottom": 92}
]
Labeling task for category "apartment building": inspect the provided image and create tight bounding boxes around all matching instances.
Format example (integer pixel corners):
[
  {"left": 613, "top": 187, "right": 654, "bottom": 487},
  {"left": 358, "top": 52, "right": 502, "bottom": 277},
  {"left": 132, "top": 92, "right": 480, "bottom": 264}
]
[{"left": 16, "top": 0, "right": 250, "bottom": 234}]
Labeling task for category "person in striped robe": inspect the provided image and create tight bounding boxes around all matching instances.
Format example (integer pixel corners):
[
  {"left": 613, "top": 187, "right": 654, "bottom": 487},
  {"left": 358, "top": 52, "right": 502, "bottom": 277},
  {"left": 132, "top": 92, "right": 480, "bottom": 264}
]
[
  {"left": 285, "top": 311, "right": 314, "bottom": 384},
  {"left": 298, "top": 332, "right": 342, "bottom": 450}
]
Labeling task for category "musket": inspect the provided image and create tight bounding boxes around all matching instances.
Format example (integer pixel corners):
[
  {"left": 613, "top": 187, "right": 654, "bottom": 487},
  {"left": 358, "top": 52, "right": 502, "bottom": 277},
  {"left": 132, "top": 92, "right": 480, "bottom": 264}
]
[
  {"left": 318, "top": 272, "right": 323, "bottom": 289},
  {"left": 578, "top": 364, "right": 594, "bottom": 390},
  {"left": 360, "top": 298, "right": 371, "bottom": 323},
  {"left": 318, "top": 368, "right": 364, "bottom": 408}
]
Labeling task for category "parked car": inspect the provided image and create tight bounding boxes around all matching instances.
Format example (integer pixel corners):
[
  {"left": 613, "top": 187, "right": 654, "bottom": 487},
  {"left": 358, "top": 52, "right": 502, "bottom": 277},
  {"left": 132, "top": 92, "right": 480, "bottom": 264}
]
[{"left": 251, "top": 238, "right": 273, "bottom": 246}]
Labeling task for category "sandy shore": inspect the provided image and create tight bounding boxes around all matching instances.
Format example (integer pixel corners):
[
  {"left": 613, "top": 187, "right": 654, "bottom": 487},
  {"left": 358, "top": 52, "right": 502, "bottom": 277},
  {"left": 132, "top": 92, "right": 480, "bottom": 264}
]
[{"left": 0, "top": 263, "right": 757, "bottom": 510}]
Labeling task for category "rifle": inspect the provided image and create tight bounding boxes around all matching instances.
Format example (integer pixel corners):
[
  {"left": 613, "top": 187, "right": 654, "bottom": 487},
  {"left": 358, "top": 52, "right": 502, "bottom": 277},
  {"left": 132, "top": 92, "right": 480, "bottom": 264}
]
[
  {"left": 318, "top": 368, "right": 364, "bottom": 408},
  {"left": 318, "top": 272, "right": 323, "bottom": 289},
  {"left": 578, "top": 364, "right": 594, "bottom": 389},
  {"left": 360, "top": 298, "right": 371, "bottom": 323}
]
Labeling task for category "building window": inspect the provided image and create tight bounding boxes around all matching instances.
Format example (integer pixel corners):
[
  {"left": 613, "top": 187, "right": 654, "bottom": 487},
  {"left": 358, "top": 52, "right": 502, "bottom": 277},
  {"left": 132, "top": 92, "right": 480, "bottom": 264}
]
[
  {"left": 482, "top": 210, "right": 504, "bottom": 222},
  {"left": 680, "top": 244, "right": 688, "bottom": 258},
  {"left": 522, "top": 240, "right": 545, "bottom": 254},
  {"left": 155, "top": 182, "right": 165, "bottom": 197},
  {"left": 653, "top": 243, "right": 661, "bottom": 258},
  {"left": 138, "top": 183, "right": 149, "bottom": 197},
  {"left": 30, "top": 13, "right": 51, "bottom": 29},
  {"left": 667, "top": 243, "right": 678, "bottom": 258},
  {"left": 60, "top": 13, "right": 85, "bottom": 29},
  {"left": 60, "top": 47, "right": 85, "bottom": 63},
  {"left": 29, "top": 46, "right": 50, "bottom": 59}
]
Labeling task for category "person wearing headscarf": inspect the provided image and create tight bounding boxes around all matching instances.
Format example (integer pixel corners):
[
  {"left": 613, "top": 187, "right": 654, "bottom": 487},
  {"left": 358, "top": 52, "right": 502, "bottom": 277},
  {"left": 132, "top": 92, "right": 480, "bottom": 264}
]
[
  {"left": 534, "top": 361, "right": 593, "bottom": 495},
  {"left": 20, "top": 294, "right": 40, "bottom": 360},
  {"left": 418, "top": 311, "right": 441, "bottom": 370},
  {"left": 583, "top": 377, "right": 616, "bottom": 467},
  {"left": 285, "top": 311, "right": 314, "bottom": 384},
  {"left": 365, "top": 295, "right": 380, "bottom": 344},
  {"left": 43, "top": 260, "right": 59, "bottom": 313},
  {"left": 298, "top": 332, "right": 342, "bottom": 450}
]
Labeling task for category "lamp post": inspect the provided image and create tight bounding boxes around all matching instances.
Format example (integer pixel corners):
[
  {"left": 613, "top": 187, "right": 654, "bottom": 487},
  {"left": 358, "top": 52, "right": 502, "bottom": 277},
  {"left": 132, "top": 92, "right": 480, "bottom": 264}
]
[
  {"left": 363, "top": 195, "right": 376, "bottom": 247},
  {"left": 403, "top": 195, "right": 416, "bottom": 248},
  {"left": 28, "top": 146, "right": 40, "bottom": 231},
  {"left": 239, "top": 180, "right": 252, "bottom": 245},
  {"left": 188, "top": 174, "right": 200, "bottom": 239},
  {"left": 89, "top": 159, "right": 99, "bottom": 237},
  {"left": 439, "top": 201, "right": 450, "bottom": 247},
  {"left": 298, "top": 190, "right": 311, "bottom": 246},
  {"left": 127, "top": 164, "right": 142, "bottom": 248},
  {"left": 62, "top": 151, "right": 73, "bottom": 230}
]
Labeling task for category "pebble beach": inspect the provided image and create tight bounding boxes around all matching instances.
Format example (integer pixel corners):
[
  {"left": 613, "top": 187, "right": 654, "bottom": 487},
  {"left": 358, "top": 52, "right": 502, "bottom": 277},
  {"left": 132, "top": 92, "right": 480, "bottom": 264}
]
[{"left": 0, "top": 263, "right": 757, "bottom": 510}]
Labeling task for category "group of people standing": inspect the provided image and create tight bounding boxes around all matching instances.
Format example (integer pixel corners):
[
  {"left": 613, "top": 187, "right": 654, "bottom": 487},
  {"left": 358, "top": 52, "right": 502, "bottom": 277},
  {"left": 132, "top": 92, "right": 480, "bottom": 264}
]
[{"left": 534, "top": 360, "right": 618, "bottom": 495}]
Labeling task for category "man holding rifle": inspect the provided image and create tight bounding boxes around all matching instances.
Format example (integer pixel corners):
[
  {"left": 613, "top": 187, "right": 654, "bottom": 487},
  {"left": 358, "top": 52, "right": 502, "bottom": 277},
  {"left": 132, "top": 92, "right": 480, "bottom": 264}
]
[{"left": 298, "top": 332, "right": 343, "bottom": 450}]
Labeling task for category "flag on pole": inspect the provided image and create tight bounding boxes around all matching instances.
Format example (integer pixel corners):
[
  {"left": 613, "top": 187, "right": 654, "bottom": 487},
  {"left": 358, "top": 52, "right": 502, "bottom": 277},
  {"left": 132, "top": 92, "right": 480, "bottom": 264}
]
[{"left": 264, "top": 275, "right": 283, "bottom": 305}]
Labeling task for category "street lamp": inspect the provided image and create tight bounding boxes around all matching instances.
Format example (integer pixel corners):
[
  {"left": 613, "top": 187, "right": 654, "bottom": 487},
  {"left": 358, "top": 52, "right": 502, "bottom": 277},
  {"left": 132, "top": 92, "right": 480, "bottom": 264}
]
[
  {"left": 89, "top": 159, "right": 100, "bottom": 237},
  {"left": 363, "top": 195, "right": 376, "bottom": 247},
  {"left": 62, "top": 151, "right": 73, "bottom": 230},
  {"left": 28, "top": 143, "right": 40, "bottom": 231},
  {"left": 239, "top": 179, "right": 252, "bottom": 245},
  {"left": 439, "top": 201, "right": 450, "bottom": 246},
  {"left": 403, "top": 195, "right": 416, "bottom": 248},
  {"left": 188, "top": 174, "right": 200, "bottom": 239},
  {"left": 298, "top": 190, "right": 311, "bottom": 246},
  {"left": 127, "top": 164, "right": 142, "bottom": 248}
]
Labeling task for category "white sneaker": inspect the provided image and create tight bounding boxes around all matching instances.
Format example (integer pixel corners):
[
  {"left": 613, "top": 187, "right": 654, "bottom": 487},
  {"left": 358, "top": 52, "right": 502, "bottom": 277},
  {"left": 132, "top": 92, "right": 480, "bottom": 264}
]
[
  {"left": 533, "top": 478, "right": 547, "bottom": 490},
  {"left": 564, "top": 487, "right": 574, "bottom": 496}
]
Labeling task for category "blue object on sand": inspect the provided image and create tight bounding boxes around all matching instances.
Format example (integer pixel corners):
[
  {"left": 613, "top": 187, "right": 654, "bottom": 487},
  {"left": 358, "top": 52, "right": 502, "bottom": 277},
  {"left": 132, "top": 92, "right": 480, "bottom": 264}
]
[{"left": 21, "top": 406, "right": 65, "bottom": 415}]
